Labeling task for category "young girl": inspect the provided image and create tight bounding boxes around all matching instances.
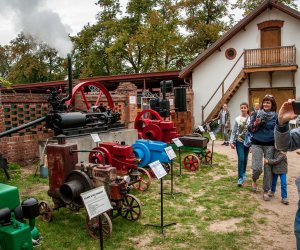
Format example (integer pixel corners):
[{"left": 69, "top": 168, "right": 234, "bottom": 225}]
[
  {"left": 264, "top": 149, "right": 289, "bottom": 205},
  {"left": 229, "top": 102, "right": 250, "bottom": 186}
]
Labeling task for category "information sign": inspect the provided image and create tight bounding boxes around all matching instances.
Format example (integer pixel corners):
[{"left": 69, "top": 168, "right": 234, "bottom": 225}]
[{"left": 149, "top": 160, "right": 167, "bottom": 179}]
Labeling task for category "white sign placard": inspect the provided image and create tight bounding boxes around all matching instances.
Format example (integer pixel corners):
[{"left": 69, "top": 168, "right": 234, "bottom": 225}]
[
  {"left": 209, "top": 132, "right": 216, "bottom": 141},
  {"left": 172, "top": 138, "right": 183, "bottom": 147},
  {"left": 164, "top": 146, "right": 176, "bottom": 160},
  {"left": 91, "top": 133, "right": 101, "bottom": 143},
  {"left": 129, "top": 96, "right": 136, "bottom": 104},
  {"left": 81, "top": 186, "right": 112, "bottom": 220},
  {"left": 149, "top": 160, "right": 167, "bottom": 179},
  {"left": 198, "top": 125, "right": 205, "bottom": 132},
  {"left": 169, "top": 98, "right": 174, "bottom": 106}
]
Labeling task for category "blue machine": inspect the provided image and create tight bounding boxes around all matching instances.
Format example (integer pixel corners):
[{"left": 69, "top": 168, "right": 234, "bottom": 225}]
[{"left": 132, "top": 139, "right": 171, "bottom": 167}]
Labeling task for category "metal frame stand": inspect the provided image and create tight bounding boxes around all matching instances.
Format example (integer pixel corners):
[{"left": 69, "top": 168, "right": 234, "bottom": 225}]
[
  {"left": 99, "top": 215, "right": 104, "bottom": 250},
  {"left": 145, "top": 178, "right": 176, "bottom": 235},
  {"left": 164, "top": 161, "right": 182, "bottom": 198}
]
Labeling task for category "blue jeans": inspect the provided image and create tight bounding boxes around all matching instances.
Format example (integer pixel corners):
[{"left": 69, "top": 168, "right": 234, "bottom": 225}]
[
  {"left": 295, "top": 201, "right": 300, "bottom": 249},
  {"left": 236, "top": 141, "right": 250, "bottom": 180},
  {"left": 271, "top": 173, "right": 287, "bottom": 199}
]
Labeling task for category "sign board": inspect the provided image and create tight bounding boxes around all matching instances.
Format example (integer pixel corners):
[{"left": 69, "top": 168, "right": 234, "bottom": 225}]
[
  {"left": 149, "top": 160, "right": 167, "bottom": 179},
  {"left": 129, "top": 96, "right": 136, "bottom": 104},
  {"left": 80, "top": 186, "right": 112, "bottom": 220},
  {"left": 91, "top": 133, "right": 101, "bottom": 143},
  {"left": 209, "top": 132, "right": 216, "bottom": 141},
  {"left": 169, "top": 99, "right": 174, "bottom": 106},
  {"left": 198, "top": 125, "right": 205, "bottom": 132},
  {"left": 164, "top": 146, "right": 176, "bottom": 160},
  {"left": 172, "top": 138, "right": 183, "bottom": 147}
]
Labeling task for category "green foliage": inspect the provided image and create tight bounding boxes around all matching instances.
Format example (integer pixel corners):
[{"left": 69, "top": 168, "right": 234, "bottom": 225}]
[{"left": 232, "top": 0, "right": 298, "bottom": 15}]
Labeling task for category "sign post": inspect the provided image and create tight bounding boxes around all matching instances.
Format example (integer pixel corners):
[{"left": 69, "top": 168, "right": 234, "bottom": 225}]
[
  {"left": 145, "top": 160, "right": 176, "bottom": 235},
  {"left": 81, "top": 187, "right": 112, "bottom": 250},
  {"left": 164, "top": 146, "right": 182, "bottom": 197},
  {"left": 172, "top": 138, "right": 183, "bottom": 176}
]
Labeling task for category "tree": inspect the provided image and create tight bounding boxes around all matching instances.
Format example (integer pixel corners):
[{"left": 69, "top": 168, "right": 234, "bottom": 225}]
[
  {"left": 6, "top": 33, "right": 66, "bottom": 83},
  {"left": 0, "top": 45, "right": 11, "bottom": 78},
  {"left": 180, "top": 0, "right": 233, "bottom": 59},
  {"left": 232, "top": 0, "right": 297, "bottom": 15}
]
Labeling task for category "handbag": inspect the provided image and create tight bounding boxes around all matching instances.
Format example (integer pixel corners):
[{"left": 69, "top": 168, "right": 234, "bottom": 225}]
[{"left": 243, "top": 116, "right": 252, "bottom": 148}]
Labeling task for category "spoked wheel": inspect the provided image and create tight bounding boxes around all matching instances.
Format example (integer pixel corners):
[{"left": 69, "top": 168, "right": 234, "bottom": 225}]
[
  {"left": 65, "top": 81, "right": 114, "bottom": 111},
  {"left": 39, "top": 201, "right": 53, "bottom": 222},
  {"left": 183, "top": 154, "right": 200, "bottom": 171},
  {"left": 121, "top": 194, "right": 142, "bottom": 221},
  {"left": 86, "top": 212, "right": 112, "bottom": 240},
  {"left": 204, "top": 150, "right": 212, "bottom": 164},
  {"left": 132, "top": 168, "right": 152, "bottom": 191},
  {"left": 163, "top": 163, "right": 171, "bottom": 173}
]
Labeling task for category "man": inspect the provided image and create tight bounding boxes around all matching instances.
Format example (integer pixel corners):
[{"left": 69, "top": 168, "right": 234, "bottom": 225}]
[
  {"left": 274, "top": 99, "right": 299, "bottom": 249},
  {"left": 218, "top": 103, "right": 231, "bottom": 146}
]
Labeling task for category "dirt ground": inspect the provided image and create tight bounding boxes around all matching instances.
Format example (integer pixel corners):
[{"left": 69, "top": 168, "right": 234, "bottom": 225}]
[{"left": 213, "top": 140, "right": 299, "bottom": 250}]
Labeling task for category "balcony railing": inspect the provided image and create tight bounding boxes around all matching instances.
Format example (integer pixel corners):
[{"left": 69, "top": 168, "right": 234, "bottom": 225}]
[{"left": 244, "top": 45, "right": 296, "bottom": 68}]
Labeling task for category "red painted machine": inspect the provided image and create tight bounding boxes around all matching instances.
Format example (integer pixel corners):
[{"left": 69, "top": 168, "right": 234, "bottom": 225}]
[
  {"left": 89, "top": 141, "right": 151, "bottom": 191},
  {"left": 38, "top": 136, "right": 142, "bottom": 240},
  {"left": 134, "top": 109, "right": 178, "bottom": 143}
]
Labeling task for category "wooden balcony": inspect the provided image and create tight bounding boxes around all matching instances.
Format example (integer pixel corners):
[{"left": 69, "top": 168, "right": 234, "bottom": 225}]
[{"left": 244, "top": 46, "right": 297, "bottom": 73}]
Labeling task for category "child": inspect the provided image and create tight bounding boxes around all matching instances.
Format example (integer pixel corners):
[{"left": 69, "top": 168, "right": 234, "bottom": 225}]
[{"left": 264, "top": 148, "right": 289, "bottom": 204}]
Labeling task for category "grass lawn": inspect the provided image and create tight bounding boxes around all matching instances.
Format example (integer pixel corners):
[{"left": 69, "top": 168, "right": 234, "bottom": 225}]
[{"left": 0, "top": 151, "right": 262, "bottom": 250}]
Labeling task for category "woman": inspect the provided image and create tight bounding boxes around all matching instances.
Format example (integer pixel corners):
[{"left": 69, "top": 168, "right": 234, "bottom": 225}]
[
  {"left": 229, "top": 102, "right": 250, "bottom": 187},
  {"left": 217, "top": 103, "right": 231, "bottom": 146},
  {"left": 249, "top": 94, "right": 277, "bottom": 201}
]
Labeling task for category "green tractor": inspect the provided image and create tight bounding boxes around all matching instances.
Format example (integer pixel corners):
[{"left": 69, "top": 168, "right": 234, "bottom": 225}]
[{"left": 0, "top": 183, "right": 40, "bottom": 250}]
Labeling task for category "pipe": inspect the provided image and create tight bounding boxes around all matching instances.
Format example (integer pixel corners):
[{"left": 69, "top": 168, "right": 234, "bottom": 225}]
[
  {"left": 61, "top": 53, "right": 73, "bottom": 103},
  {"left": 0, "top": 116, "right": 46, "bottom": 138}
]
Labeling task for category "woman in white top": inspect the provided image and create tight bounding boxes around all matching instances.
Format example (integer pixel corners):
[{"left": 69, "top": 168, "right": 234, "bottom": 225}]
[{"left": 229, "top": 102, "right": 251, "bottom": 187}]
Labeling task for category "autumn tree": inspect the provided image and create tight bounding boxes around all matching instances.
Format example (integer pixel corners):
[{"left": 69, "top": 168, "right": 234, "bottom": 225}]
[
  {"left": 232, "top": 0, "right": 297, "bottom": 15},
  {"left": 180, "top": 0, "right": 232, "bottom": 59}
]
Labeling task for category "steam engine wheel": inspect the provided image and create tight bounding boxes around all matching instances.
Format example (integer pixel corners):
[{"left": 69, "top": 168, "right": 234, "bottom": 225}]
[
  {"left": 86, "top": 212, "right": 112, "bottom": 240},
  {"left": 121, "top": 194, "right": 142, "bottom": 221},
  {"left": 39, "top": 201, "right": 53, "bottom": 222},
  {"left": 183, "top": 154, "right": 200, "bottom": 171},
  {"left": 132, "top": 168, "right": 152, "bottom": 191}
]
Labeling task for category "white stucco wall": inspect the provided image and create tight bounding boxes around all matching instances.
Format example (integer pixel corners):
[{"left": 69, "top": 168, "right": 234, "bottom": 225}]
[{"left": 191, "top": 7, "right": 300, "bottom": 128}]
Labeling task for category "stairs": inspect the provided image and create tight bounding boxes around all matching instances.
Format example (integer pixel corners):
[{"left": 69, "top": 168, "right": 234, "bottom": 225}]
[{"left": 204, "top": 70, "right": 247, "bottom": 123}]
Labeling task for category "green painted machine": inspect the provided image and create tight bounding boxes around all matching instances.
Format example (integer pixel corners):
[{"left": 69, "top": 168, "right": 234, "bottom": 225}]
[{"left": 0, "top": 183, "right": 40, "bottom": 250}]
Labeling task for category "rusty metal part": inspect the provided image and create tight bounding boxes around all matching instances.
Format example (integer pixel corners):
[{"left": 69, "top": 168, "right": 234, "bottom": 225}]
[
  {"left": 59, "top": 170, "right": 94, "bottom": 208},
  {"left": 86, "top": 212, "right": 112, "bottom": 240},
  {"left": 121, "top": 194, "right": 142, "bottom": 221},
  {"left": 38, "top": 201, "right": 53, "bottom": 222}
]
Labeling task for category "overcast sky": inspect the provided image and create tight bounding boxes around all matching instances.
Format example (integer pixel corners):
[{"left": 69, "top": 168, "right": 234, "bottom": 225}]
[{"left": 0, "top": 0, "right": 299, "bottom": 48}]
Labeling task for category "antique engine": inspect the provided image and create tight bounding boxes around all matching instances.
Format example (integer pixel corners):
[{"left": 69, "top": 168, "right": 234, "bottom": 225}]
[
  {"left": 134, "top": 109, "right": 178, "bottom": 143},
  {"left": 0, "top": 183, "right": 40, "bottom": 250},
  {"left": 39, "top": 137, "right": 142, "bottom": 240}
]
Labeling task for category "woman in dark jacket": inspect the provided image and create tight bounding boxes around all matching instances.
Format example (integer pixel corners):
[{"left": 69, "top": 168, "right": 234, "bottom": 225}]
[{"left": 249, "top": 94, "right": 277, "bottom": 201}]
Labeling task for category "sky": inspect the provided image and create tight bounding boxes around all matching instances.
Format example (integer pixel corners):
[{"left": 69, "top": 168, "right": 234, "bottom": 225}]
[{"left": 0, "top": 0, "right": 299, "bottom": 55}]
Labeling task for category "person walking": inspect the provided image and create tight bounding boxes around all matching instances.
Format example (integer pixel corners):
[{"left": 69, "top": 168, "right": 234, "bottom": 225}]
[
  {"left": 274, "top": 99, "right": 300, "bottom": 249},
  {"left": 264, "top": 148, "right": 289, "bottom": 205},
  {"left": 249, "top": 95, "right": 277, "bottom": 201},
  {"left": 218, "top": 103, "right": 231, "bottom": 146},
  {"left": 229, "top": 102, "right": 251, "bottom": 187}
]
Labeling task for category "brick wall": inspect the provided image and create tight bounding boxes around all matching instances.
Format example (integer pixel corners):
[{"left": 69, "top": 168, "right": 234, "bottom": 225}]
[{"left": 0, "top": 93, "right": 53, "bottom": 163}]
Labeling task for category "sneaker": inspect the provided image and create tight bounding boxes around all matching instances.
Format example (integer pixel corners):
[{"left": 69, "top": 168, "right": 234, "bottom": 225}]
[
  {"left": 221, "top": 142, "right": 226, "bottom": 145},
  {"left": 268, "top": 191, "right": 275, "bottom": 198},
  {"left": 263, "top": 192, "right": 271, "bottom": 201},
  {"left": 252, "top": 181, "right": 257, "bottom": 192},
  {"left": 281, "top": 198, "right": 289, "bottom": 205},
  {"left": 242, "top": 174, "right": 247, "bottom": 181},
  {"left": 225, "top": 142, "right": 229, "bottom": 146},
  {"left": 237, "top": 178, "right": 243, "bottom": 187}
]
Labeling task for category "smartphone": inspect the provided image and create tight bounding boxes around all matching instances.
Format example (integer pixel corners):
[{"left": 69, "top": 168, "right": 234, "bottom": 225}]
[{"left": 292, "top": 101, "right": 300, "bottom": 115}]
